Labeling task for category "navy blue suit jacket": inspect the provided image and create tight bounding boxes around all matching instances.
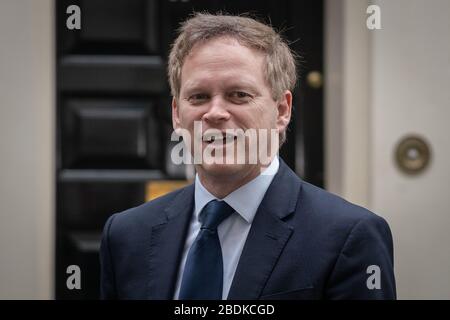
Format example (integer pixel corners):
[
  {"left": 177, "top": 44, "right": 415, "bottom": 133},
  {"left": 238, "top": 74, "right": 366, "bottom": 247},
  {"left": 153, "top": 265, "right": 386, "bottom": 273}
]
[{"left": 100, "top": 159, "right": 396, "bottom": 299}]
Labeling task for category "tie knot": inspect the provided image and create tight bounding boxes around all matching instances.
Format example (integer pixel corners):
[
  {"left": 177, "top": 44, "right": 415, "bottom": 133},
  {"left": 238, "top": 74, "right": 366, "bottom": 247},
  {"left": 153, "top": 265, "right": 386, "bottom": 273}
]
[{"left": 199, "top": 200, "right": 235, "bottom": 230}]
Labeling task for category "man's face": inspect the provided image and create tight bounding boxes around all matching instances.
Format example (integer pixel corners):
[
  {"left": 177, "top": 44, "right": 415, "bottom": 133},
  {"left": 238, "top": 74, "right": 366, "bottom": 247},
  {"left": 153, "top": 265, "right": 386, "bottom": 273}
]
[{"left": 172, "top": 36, "right": 291, "bottom": 180}]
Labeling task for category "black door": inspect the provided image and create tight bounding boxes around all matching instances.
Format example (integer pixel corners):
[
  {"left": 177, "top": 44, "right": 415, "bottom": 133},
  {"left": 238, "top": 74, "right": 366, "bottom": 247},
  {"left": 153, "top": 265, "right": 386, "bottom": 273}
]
[{"left": 55, "top": 0, "right": 323, "bottom": 299}]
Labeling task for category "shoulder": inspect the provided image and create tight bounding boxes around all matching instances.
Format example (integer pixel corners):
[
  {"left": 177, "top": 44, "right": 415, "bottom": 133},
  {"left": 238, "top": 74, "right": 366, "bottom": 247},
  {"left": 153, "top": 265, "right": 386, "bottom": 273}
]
[
  {"left": 296, "top": 180, "right": 391, "bottom": 238},
  {"left": 295, "top": 183, "right": 397, "bottom": 299},
  {"left": 273, "top": 159, "right": 390, "bottom": 232},
  {"left": 104, "top": 183, "right": 194, "bottom": 238}
]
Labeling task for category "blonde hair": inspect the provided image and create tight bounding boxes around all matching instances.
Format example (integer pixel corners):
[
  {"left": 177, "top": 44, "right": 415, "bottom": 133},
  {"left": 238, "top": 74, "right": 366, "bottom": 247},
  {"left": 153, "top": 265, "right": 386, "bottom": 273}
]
[{"left": 168, "top": 12, "right": 298, "bottom": 143}]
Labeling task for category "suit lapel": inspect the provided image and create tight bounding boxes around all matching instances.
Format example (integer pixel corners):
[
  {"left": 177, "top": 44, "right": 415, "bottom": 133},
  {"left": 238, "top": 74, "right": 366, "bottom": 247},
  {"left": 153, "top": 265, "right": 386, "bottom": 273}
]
[
  {"left": 146, "top": 184, "right": 194, "bottom": 299},
  {"left": 227, "top": 160, "right": 302, "bottom": 299}
]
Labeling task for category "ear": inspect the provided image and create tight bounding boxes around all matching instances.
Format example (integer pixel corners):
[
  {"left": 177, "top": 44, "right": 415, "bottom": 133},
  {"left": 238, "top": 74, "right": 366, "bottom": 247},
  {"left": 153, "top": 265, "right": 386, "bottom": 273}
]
[
  {"left": 276, "top": 90, "right": 292, "bottom": 133},
  {"left": 172, "top": 97, "right": 181, "bottom": 132}
]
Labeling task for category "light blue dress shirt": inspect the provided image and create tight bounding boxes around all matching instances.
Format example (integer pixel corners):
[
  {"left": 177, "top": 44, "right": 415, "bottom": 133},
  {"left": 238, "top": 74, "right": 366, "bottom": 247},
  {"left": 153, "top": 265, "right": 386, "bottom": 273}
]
[{"left": 173, "top": 156, "right": 280, "bottom": 299}]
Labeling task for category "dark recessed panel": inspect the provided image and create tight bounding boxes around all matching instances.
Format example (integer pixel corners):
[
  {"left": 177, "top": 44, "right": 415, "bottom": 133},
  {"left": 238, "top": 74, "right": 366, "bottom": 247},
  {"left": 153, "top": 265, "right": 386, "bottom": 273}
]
[
  {"left": 62, "top": 98, "right": 162, "bottom": 169},
  {"left": 59, "top": 55, "right": 166, "bottom": 93},
  {"left": 58, "top": 0, "right": 158, "bottom": 55},
  {"left": 59, "top": 181, "right": 145, "bottom": 230}
]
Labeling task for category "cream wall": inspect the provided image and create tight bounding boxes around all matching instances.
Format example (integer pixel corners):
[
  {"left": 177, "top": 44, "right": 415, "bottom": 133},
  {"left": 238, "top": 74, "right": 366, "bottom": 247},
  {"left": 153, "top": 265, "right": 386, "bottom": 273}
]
[
  {"left": 0, "top": 0, "right": 54, "bottom": 299},
  {"left": 325, "top": 0, "right": 370, "bottom": 206},
  {"left": 326, "top": 0, "right": 450, "bottom": 299},
  {"left": 370, "top": 0, "right": 450, "bottom": 299}
]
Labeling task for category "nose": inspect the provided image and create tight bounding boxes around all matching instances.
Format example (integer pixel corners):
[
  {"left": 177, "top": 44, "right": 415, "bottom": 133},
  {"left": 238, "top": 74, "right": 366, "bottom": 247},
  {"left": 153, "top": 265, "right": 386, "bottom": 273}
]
[{"left": 202, "top": 96, "right": 230, "bottom": 124}]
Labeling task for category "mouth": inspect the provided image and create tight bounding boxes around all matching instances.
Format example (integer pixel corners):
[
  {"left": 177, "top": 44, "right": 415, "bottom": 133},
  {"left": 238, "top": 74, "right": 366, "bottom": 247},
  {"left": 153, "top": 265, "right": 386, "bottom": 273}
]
[{"left": 202, "top": 132, "right": 238, "bottom": 145}]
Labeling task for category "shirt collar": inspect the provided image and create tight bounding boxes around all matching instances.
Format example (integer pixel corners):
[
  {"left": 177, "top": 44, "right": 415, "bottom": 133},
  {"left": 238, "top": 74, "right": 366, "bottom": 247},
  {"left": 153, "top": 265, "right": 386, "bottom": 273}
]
[{"left": 194, "top": 156, "right": 280, "bottom": 224}]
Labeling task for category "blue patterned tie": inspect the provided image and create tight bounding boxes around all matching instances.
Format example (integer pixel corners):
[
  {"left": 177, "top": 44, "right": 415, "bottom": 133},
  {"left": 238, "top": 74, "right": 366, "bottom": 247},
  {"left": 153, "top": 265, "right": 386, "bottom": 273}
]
[{"left": 178, "top": 200, "right": 235, "bottom": 300}]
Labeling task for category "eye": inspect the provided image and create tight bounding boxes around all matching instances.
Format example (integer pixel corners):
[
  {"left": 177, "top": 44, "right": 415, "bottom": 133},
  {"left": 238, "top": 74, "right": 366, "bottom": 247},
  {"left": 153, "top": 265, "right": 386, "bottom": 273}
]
[
  {"left": 187, "top": 93, "right": 209, "bottom": 104},
  {"left": 229, "top": 91, "right": 253, "bottom": 102}
]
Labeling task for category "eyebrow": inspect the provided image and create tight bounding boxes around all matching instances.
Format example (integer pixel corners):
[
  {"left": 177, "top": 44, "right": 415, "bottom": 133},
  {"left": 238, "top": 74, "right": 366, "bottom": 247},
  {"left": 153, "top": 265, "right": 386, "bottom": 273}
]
[{"left": 182, "top": 79, "right": 260, "bottom": 95}]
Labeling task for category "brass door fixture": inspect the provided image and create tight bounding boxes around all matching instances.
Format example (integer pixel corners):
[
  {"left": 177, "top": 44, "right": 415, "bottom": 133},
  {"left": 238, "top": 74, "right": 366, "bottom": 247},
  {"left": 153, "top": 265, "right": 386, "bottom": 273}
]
[{"left": 395, "top": 135, "right": 432, "bottom": 175}]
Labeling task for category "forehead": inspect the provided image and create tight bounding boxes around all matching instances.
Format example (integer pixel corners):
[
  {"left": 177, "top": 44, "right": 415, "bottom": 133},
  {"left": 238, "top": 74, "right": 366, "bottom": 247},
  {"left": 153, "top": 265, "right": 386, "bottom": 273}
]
[{"left": 180, "top": 37, "right": 266, "bottom": 89}]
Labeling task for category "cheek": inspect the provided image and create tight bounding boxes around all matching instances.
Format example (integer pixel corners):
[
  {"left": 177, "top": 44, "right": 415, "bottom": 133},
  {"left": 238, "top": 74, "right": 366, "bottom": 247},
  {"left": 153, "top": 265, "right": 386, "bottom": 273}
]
[
  {"left": 232, "top": 104, "right": 274, "bottom": 128},
  {"left": 231, "top": 110, "right": 253, "bottom": 128},
  {"left": 256, "top": 104, "right": 278, "bottom": 127},
  {"left": 255, "top": 99, "right": 277, "bottom": 118},
  {"left": 178, "top": 106, "right": 202, "bottom": 126}
]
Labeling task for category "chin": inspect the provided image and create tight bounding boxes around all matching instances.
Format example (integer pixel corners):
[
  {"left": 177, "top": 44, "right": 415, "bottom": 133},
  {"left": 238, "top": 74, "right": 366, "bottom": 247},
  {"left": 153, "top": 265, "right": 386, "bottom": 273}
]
[{"left": 198, "top": 162, "right": 250, "bottom": 178}]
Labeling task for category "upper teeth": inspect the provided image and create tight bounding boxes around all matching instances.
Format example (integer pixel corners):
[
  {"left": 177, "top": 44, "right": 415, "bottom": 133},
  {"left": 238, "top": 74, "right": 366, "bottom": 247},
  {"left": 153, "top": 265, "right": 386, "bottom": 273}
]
[{"left": 203, "top": 134, "right": 235, "bottom": 142}]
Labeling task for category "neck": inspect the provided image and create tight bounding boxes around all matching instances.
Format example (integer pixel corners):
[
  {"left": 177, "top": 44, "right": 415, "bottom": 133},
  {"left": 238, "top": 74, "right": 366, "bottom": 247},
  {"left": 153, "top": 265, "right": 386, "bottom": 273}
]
[
  {"left": 198, "top": 166, "right": 260, "bottom": 199},
  {"left": 196, "top": 158, "right": 275, "bottom": 199}
]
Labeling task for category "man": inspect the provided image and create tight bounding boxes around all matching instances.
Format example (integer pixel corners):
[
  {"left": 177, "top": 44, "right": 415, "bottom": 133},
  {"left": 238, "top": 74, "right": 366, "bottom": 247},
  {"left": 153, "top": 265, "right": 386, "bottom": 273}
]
[{"left": 100, "top": 13, "right": 396, "bottom": 299}]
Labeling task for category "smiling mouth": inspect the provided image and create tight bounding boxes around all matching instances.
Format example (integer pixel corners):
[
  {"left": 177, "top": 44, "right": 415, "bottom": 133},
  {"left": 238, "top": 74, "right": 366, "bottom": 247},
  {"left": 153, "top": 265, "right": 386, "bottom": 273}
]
[{"left": 203, "top": 133, "right": 238, "bottom": 144}]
